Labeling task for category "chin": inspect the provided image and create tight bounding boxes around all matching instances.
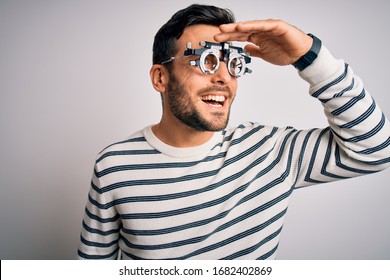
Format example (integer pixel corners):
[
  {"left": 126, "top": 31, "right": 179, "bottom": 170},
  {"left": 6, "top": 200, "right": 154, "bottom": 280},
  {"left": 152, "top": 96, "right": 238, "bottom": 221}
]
[{"left": 194, "top": 121, "right": 229, "bottom": 132}]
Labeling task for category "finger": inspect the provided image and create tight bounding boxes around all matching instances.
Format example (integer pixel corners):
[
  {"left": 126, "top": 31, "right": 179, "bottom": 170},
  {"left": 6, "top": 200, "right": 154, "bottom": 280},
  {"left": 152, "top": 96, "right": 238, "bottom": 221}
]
[
  {"left": 220, "top": 20, "right": 286, "bottom": 35},
  {"left": 244, "top": 43, "right": 258, "bottom": 52},
  {"left": 234, "top": 20, "right": 286, "bottom": 35},
  {"left": 218, "top": 20, "right": 271, "bottom": 32},
  {"left": 244, "top": 44, "right": 262, "bottom": 57},
  {"left": 214, "top": 31, "right": 252, "bottom": 42},
  {"left": 216, "top": 20, "right": 287, "bottom": 43},
  {"left": 218, "top": 22, "right": 240, "bottom": 33}
]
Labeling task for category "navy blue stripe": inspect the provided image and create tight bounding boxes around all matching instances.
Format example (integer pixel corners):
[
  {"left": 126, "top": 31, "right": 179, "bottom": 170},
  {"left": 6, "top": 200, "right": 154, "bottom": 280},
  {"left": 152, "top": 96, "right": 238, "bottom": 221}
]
[
  {"left": 96, "top": 149, "right": 161, "bottom": 164},
  {"left": 80, "top": 235, "right": 118, "bottom": 248},
  {"left": 304, "top": 126, "right": 379, "bottom": 183},
  {"left": 78, "top": 248, "right": 119, "bottom": 259},
  {"left": 305, "top": 128, "right": 330, "bottom": 184},
  {"left": 82, "top": 220, "right": 120, "bottom": 236},
  {"left": 358, "top": 157, "right": 390, "bottom": 165},
  {"left": 333, "top": 78, "right": 355, "bottom": 98},
  {"left": 222, "top": 123, "right": 264, "bottom": 144},
  {"left": 257, "top": 244, "right": 279, "bottom": 260},
  {"left": 312, "top": 63, "right": 349, "bottom": 98},
  {"left": 85, "top": 207, "right": 120, "bottom": 223},
  {"left": 321, "top": 78, "right": 355, "bottom": 103},
  {"left": 88, "top": 193, "right": 111, "bottom": 210},
  {"left": 335, "top": 145, "right": 385, "bottom": 172},
  {"left": 93, "top": 169, "right": 219, "bottom": 197},
  {"left": 96, "top": 152, "right": 227, "bottom": 177},
  {"left": 335, "top": 113, "right": 386, "bottom": 142},
  {"left": 340, "top": 98, "right": 376, "bottom": 129},
  {"left": 331, "top": 89, "right": 365, "bottom": 116},
  {"left": 293, "top": 129, "right": 316, "bottom": 188},
  {"left": 100, "top": 136, "right": 147, "bottom": 152},
  {"left": 123, "top": 209, "right": 227, "bottom": 236},
  {"left": 221, "top": 227, "right": 282, "bottom": 259},
  {"left": 321, "top": 132, "right": 349, "bottom": 179},
  {"left": 357, "top": 137, "right": 390, "bottom": 155},
  {"left": 230, "top": 124, "right": 266, "bottom": 145}
]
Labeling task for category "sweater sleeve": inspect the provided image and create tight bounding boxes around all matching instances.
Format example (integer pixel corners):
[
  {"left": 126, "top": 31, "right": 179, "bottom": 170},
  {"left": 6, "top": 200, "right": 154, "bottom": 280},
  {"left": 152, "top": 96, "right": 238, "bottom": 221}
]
[
  {"left": 293, "top": 46, "right": 390, "bottom": 187},
  {"left": 77, "top": 164, "right": 122, "bottom": 259}
]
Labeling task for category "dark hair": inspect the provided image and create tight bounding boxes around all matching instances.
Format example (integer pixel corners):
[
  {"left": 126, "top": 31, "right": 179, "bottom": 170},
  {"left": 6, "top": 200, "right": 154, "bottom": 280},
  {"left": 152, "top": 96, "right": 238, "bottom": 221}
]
[{"left": 152, "top": 4, "right": 235, "bottom": 65}]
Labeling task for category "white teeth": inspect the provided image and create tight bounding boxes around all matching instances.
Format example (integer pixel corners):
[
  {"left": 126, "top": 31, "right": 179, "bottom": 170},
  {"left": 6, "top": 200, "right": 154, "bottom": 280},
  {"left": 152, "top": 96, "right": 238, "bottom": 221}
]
[{"left": 201, "top": 95, "right": 226, "bottom": 102}]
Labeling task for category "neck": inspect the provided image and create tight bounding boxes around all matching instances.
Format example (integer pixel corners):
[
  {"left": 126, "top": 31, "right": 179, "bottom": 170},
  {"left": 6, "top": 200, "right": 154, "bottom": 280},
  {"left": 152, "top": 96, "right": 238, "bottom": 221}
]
[{"left": 152, "top": 118, "right": 214, "bottom": 148}]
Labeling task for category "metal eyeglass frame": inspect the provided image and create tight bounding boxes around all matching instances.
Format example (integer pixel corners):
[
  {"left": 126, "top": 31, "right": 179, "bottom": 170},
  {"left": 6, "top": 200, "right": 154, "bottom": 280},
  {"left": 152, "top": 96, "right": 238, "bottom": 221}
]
[{"left": 161, "top": 41, "right": 252, "bottom": 78}]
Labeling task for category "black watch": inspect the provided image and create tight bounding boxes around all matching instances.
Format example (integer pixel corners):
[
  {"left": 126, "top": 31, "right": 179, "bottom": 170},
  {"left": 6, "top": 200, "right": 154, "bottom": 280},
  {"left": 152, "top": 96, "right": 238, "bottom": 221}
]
[{"left": 292, "top": 33, "right": 322, "bottom": 71}]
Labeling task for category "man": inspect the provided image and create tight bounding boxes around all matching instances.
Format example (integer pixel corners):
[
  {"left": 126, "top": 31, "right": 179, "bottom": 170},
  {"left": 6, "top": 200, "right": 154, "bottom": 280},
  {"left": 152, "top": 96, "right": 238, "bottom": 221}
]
[{"left": 78, "top": 4, "right": 389, "bottom": 259}]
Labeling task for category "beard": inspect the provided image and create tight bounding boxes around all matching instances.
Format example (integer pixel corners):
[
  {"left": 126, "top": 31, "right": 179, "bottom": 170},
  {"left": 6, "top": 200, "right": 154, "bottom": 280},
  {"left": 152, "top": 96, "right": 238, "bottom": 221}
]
[{"left": 167, "top": 73, "right": 233, "bottom": 132}]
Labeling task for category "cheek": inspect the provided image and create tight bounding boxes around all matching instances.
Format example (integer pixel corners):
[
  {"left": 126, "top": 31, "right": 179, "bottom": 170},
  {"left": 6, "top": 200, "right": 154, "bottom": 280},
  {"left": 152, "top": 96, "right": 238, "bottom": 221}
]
[
  {"left": 172, "top": 67, "right": 198, "bottom": 89},
  {"left": 232, "top": 80, "right": 238, "bottom": 92},
  {"left": 180, "top": 75, "right": 205, "bottom": 95}
]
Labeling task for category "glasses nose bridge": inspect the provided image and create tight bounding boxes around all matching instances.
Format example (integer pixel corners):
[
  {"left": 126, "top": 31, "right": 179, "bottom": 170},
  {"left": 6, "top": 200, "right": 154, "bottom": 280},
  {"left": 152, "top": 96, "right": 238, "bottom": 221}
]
[
  {"left": 211, "top": 58, "right": 234, "bottom": 83},
  {"left": 205, "top": 48, "right": 234, "bottom": 75},
  {"left": 215, "top": 48, "right": 241, "bottom": 77}
]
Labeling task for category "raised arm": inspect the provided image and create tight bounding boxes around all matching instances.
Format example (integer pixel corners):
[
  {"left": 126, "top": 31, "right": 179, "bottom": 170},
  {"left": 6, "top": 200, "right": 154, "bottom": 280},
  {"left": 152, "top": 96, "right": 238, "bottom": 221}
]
[{"left": 216, "top": 19, "right": 390, "bottom": 186}]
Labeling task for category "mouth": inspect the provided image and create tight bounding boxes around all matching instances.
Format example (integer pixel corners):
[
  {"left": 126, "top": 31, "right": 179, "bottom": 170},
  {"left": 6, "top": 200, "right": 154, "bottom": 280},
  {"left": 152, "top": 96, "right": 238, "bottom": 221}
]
[{"left": 200, "top": 95, "right": 226, "bottom": 108}]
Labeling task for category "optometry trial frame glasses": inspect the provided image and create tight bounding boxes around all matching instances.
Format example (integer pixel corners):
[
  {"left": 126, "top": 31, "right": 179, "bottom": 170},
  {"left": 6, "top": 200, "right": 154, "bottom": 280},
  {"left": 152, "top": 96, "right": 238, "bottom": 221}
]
[{"left": 161, "top": 41, "right": 252, "bottom": 78}]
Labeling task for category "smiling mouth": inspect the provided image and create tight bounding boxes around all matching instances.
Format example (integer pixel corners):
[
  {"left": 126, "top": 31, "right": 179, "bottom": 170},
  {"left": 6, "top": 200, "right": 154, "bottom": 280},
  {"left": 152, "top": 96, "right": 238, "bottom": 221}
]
[{"left": 200, "top": 95, "right": 226, "bottom": 107}]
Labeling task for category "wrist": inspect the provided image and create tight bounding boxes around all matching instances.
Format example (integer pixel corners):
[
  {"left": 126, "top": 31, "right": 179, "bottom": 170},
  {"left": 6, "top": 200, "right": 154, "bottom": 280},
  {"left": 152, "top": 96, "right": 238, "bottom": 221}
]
[
  {"left": 298, "top": 45, "right": 344, "bottom": 88},
  {"left": 292, "top": 34, "right": 322, "bottom": 71}
]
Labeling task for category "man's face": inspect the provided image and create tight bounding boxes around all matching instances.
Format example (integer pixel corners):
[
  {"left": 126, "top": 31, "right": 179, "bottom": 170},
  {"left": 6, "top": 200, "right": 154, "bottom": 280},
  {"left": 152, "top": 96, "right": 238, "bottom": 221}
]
[{"left": 165, "top": 24, "right": 238, "bottom": 132}]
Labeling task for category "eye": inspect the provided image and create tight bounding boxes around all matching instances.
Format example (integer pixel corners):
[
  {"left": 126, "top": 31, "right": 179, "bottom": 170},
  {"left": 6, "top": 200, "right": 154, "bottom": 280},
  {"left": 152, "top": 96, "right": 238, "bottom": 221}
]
[
  {"left": 228, "top": 54, "right": 247, "bottom": 77},
  {"left": 204, "top": 55, "right": 217, "bottom": 65},
  {"left": 203, "top": 54, "right": 219, "bottom": 70}
]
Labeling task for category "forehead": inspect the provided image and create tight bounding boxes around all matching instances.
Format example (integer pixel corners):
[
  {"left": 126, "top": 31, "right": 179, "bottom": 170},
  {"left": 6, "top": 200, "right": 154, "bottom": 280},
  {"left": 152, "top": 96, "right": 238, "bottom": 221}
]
[{"left": 176, "top": 24, "right": 221, "bottom": 53}]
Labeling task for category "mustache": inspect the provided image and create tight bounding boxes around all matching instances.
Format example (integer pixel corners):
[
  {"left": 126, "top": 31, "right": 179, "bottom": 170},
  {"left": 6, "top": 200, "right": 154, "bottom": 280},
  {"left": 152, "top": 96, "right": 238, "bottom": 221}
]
[{"left": 198, "top": 85, "right": 233, "bottom": 97}]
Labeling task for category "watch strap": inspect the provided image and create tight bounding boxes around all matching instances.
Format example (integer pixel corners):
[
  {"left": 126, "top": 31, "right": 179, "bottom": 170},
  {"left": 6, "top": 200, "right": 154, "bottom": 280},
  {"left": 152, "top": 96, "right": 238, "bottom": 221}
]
[{"left": 292, "top": 33, "right": 322, "bottom": 71}]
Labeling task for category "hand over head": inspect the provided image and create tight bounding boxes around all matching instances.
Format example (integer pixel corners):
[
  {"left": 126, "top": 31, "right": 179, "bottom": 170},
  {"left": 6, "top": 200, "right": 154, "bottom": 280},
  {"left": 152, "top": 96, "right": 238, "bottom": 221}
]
[{"left": 214, "top": 19, "right": 313, "bottom": 66}]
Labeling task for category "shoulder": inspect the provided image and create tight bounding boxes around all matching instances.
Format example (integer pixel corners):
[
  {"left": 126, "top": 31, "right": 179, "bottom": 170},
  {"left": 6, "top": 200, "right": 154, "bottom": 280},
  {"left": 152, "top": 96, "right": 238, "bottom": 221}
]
[{"left": 94, "top": 128, "right": 157, "bottom": 168}]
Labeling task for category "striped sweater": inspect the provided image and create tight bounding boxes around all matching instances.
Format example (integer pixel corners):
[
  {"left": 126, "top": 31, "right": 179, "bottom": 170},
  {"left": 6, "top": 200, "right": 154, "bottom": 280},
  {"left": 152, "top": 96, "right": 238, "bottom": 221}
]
[{"left": 78, "top": 46, "right": 390, "bottom": 260}]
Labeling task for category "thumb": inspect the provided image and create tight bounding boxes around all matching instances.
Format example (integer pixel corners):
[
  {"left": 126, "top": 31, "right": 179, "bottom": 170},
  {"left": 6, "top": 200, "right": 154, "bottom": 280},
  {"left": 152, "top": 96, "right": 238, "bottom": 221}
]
[{"left": 244, "top": 44, "right": 263, "bottom": 58}]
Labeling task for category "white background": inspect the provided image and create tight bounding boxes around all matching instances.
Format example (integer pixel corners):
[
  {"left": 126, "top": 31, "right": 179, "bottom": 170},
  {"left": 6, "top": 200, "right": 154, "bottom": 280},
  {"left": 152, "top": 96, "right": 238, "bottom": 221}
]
[{"left": 1, "top": 0, "right": 389, "bottom": 259}]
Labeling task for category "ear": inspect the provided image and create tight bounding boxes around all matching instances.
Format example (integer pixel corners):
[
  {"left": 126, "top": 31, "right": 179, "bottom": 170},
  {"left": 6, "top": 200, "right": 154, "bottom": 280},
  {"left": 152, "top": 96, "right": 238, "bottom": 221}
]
[{"left": 150, "top": 64, "right": 169, "bottom": 93}]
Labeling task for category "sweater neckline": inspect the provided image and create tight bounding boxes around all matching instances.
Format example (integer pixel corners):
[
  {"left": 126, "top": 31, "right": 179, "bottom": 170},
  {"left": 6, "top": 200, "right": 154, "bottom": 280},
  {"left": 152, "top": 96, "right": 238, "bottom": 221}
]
[{"left": 143, "top": 125, "right": 222, "bottom": 158}]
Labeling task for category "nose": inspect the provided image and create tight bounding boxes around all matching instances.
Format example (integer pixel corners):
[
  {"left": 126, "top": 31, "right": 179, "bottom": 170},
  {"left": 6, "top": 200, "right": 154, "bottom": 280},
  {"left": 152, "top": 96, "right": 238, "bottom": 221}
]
[{"left": 210, "top": 61, "right": 234, "bottom": 85}]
